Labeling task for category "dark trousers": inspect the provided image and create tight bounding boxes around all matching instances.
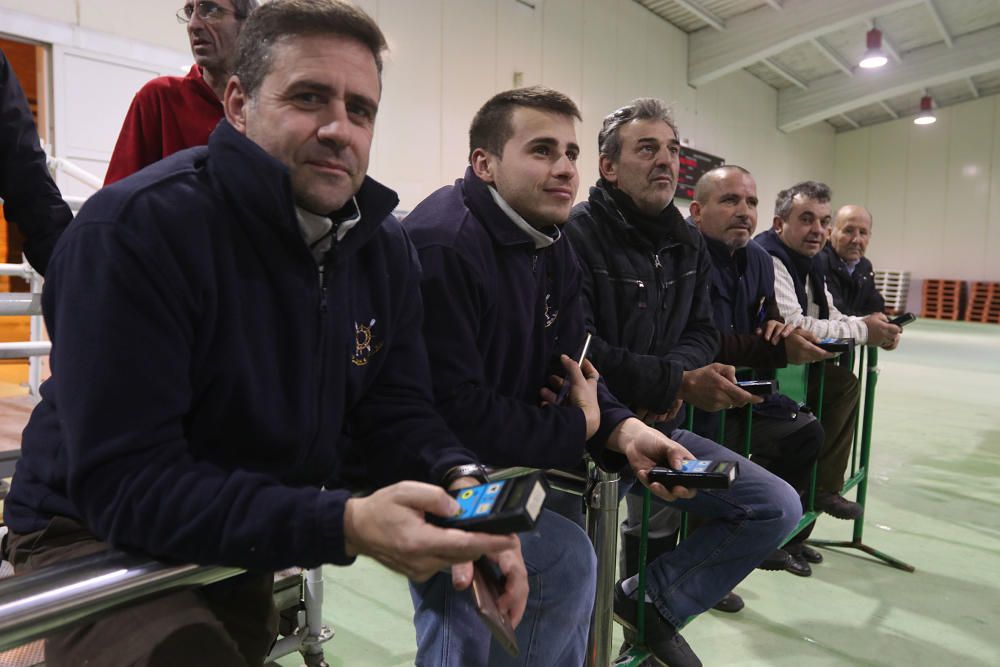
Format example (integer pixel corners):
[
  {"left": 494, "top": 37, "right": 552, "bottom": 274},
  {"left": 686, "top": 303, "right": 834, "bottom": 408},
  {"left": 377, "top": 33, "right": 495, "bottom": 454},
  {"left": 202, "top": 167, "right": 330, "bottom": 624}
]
[
  {"left": 807, "top": 363, "right": 861, "bottom": 494},
  {"left": 7, "top": 517, "right": 278, "bottom": 667},
  {"left": 720, "top": 409, "right": 823, "bottom": 552}
]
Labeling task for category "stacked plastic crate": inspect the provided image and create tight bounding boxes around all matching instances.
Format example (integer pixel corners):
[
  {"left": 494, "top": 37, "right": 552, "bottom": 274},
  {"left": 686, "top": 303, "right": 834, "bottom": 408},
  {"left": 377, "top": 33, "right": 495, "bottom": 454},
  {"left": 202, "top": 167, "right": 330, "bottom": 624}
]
[
  {"left": 921, "top": 279, "right": 965, "bottom": 320},
  {"left": 965, "top": 282, "right": 1000, "bottom": 324},
  {"left": 874, "top": 270, "right": 910, "bottom": 315}
]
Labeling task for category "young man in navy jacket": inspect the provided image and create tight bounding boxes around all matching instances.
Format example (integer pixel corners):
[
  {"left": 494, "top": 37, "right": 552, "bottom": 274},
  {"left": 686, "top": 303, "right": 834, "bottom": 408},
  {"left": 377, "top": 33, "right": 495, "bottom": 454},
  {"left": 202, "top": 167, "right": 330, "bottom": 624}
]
[
  {"left": 3, "top": 2, "right": 525, "bottom": 665},
  {"left": 405, "top": 87, "right": 700, "bottom": 667},
  {"left": 689, "top": 165, "right": 832, "bottom": 577},
  {"left": 565, "top": 99, "right": 802, "bottom": 666}
]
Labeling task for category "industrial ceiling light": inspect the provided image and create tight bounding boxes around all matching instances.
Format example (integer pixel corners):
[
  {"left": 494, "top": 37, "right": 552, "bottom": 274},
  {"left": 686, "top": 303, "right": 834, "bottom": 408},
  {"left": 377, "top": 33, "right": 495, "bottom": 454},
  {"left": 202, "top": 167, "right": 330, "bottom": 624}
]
[
  {"left": 859, "top": 28, "right": 888, "bottom": 69},
  {"left": 914, "top": 95, "right": 936, "bottom": 125}
]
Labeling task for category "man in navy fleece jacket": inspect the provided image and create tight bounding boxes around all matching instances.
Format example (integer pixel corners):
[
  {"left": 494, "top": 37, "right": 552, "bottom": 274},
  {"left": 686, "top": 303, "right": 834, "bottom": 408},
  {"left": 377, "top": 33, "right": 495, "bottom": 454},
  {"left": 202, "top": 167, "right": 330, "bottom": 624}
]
[
  {"left": 404, "top": 87, "right": 701, "bottom": 667},
  {"left": 2, "top": 2, "right": 525, "bottom": 665}
]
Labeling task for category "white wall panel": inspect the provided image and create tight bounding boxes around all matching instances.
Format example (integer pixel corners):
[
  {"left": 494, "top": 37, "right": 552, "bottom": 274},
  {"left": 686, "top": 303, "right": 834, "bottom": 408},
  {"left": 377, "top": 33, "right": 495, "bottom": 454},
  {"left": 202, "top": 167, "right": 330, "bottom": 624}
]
[
  {"left": 987, "top": 100, "right": 1000, "bottom": 276},
  {"left": 371, "top": 0, "right": 444, "bottom": 208},
  {"left": 943, "top": 98, "right": 993, "bottom": 280},
  {"left": 439, "top": 0, "right": 497, "bottom": 187},
  {"left": 834, "top": 94, "right": 1000, "bottom": 285},
  {"left": 496, "top": 0, "right": 541, "bottom": 89},
  {"left": 863, "top": 121, "right": 909, "bottom": 271},
  {"left": 541, "top": 0, "right": 583, "bottom": 105},
  {"left": 613, "top": 0, "right": 648, "bottom": 105},
  {"left": 903, "top": 113, "right": 950, "bottom": 279}
]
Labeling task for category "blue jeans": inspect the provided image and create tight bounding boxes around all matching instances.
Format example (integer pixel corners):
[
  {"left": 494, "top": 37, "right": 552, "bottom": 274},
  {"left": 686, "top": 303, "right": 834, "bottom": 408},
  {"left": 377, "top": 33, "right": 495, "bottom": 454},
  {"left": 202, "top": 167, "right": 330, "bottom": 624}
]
[
  {"left": 628, "top": 429, "right": 802, "bottom": 629},
  {"left": 409, "top": 505, "right": 596, "bottom": 666}
]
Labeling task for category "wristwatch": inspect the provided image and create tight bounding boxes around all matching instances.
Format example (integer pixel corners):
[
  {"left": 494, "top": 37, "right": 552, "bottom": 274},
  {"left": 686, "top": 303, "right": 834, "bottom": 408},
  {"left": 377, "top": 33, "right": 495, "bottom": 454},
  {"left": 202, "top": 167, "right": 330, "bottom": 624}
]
[{"left": 441, "top": 463, "right": 489, "bottom": 488}]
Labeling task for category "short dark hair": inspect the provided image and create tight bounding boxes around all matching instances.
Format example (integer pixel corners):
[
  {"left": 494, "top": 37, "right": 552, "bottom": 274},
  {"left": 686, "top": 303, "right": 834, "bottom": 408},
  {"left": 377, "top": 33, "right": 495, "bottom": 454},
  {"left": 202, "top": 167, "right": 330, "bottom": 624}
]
[
  {"left": 774, "top": 181, "right": 832, "bottom": 219},
  {"left": 468, "top": 86, "right": 581, "bottom": 161},
  {"left": 693, "top": 164, "right": 751, "bottom": 204},
  {"left": 598, "top": 98, "right": 678, "bottom": 162},
  {"left": 233, "top": 0, "right": 387, "bottom": 99}
]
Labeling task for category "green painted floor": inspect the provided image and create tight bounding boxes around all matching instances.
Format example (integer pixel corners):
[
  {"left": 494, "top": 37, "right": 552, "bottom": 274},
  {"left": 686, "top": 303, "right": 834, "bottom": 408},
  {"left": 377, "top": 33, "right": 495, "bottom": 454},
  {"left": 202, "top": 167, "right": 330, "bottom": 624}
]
[{"left": 276, "top": 319, "right": 1000, "bottom": 666}]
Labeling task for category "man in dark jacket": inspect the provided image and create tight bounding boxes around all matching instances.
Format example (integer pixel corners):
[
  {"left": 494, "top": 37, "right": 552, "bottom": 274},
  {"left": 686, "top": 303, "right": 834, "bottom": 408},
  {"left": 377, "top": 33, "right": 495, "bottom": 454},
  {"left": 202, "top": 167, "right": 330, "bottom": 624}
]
[
  {"left": 689, "top": 165, "right": 832, "bottom": 577},
  {"left": 406, "top": 86, "right": 699, "bottom": 667},
  {"left": 2, "top": 3, "right": 525, "bottom": 665},
  {"left": 0, "top": 48, "right": 71, "bottom": 275},
  {"left": 565, "top": 98, "right": 801, "bottom": 666},
  {"left": 817, "top": 204, "right": 885, "bottom": 316},
  {"left": 756, "top": 182, "right": 901, "bottom": 521}
]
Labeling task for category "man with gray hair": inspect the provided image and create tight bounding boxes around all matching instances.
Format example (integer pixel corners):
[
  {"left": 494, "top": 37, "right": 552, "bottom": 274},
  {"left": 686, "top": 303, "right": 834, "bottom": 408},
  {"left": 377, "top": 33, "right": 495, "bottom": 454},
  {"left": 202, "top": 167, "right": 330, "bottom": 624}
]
[
  {"left": 105, "top": 0, "right": 259, "bottom": 183},
  {"left": 565, "top": 98, "right": 801, "bottom": 666},
  {"left": 755, "top": 182, "right": 901, "bottom": 521}
]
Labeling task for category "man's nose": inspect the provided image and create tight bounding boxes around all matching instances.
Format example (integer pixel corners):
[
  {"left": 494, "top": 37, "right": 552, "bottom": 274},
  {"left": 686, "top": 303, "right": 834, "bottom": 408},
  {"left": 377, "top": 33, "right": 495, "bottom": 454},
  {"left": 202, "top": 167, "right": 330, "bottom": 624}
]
[{"left": 317, "top": 107, "right": 351, "bottom": 148}]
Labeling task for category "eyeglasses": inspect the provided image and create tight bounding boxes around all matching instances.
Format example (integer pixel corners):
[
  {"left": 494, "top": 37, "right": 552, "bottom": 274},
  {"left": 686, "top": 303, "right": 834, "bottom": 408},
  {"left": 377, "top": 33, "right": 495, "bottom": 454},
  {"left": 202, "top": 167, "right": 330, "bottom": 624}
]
[{"left": 176, "top": 2, "right": 240, "bottom": 23}]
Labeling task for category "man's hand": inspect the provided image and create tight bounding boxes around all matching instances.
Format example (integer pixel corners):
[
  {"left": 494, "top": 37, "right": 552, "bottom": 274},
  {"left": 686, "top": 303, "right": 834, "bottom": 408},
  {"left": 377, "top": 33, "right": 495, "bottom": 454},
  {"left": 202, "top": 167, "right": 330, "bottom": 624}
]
[
  {"left": 635, "top": 398, "right": 684, "bottom": 425},
  {"left": 862, "top": 312, "right": 902, "bottom": 347},
  {"left": 473, "top": 543, "right": 530, "bottom": 629},
  {"left": 758, "top": 319, "right": 798, "bottom": 344},
  {"left": 678, "top": 363, "right": 762, "bottom": 412},
  {"left": 608, "top": 418, "right": 697, "bottom": 501},
  {"left": 784, "top": 331, "right": 834, "bottom": 364},
  {"left": 540, "top": 356, "right": 601, "bottom": 439},
  {"left": 343, "top": 481, "right": 520, "bottom": 584}
]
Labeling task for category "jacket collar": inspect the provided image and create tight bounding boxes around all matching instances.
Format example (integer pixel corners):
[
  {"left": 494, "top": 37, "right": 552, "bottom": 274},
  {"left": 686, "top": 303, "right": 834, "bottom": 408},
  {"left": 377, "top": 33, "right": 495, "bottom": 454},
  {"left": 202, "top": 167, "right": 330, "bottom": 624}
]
[
  {"left": 207, "top": 120, "right": 399, "bottom": 260},
  {"left": 461, "top": 167, "right": 560, "bottom": 249},
  {"left": 588, "top": 180, "right": 697, "bottom": 250}
]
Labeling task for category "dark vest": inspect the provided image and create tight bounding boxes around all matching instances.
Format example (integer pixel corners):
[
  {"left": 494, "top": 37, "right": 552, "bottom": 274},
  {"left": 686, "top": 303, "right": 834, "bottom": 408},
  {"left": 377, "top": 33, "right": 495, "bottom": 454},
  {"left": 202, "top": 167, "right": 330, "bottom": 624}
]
[{"left": 755, "top": 229, "right": 829, "bottom": 319}]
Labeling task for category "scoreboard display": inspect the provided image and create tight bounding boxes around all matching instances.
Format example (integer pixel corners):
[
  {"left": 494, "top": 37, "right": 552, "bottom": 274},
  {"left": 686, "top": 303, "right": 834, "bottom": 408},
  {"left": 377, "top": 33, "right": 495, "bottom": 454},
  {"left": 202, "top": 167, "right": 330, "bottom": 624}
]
[{"left": 676, "top": 146, "right": 725, "bottom": 200}]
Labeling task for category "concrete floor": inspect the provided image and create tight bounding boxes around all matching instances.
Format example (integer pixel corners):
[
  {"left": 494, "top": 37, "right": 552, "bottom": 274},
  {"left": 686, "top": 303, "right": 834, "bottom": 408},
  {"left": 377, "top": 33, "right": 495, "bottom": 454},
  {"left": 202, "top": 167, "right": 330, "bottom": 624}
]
[{"left": 274, "top": 319, "right": 1000, "bottom": 667}]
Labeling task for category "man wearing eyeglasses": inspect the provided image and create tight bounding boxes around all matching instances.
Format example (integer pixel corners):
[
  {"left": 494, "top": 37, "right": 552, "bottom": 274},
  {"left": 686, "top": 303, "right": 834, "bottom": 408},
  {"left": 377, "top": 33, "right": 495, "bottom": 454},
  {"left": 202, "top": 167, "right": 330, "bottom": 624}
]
[{"left": 104, "top": 0, "right": 258, "bottom": 184}]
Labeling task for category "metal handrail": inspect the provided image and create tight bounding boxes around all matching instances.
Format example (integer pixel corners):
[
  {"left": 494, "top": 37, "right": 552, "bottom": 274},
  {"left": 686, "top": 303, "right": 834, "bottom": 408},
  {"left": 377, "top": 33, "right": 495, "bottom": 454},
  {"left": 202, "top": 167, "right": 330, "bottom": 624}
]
[
  {"left": 0, "top": 550, "right": 241, "bottom": 653},
  {"left": 0, "top": 293, "right": 42, "bottom": 317}
]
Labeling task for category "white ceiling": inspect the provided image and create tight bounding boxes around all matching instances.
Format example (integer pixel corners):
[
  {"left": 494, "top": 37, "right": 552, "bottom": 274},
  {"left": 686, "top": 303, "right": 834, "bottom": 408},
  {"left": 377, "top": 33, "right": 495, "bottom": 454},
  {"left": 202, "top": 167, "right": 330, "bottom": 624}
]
[{"left": 634, "top": 0, "right": 1000, "bottom": 132}]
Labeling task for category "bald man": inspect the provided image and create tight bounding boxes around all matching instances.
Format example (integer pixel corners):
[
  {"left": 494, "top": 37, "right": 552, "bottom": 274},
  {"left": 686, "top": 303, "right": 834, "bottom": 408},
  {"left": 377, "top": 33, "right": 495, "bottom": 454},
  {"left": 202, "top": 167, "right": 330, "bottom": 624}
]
[{"left": 817, "top": 205, "right": 885, "bottom": 316}]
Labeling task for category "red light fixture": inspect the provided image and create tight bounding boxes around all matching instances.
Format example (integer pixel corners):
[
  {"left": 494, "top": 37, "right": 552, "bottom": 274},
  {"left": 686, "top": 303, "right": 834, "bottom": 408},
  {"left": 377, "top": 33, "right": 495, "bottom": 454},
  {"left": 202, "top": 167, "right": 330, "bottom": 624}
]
[
  {"left": 859, "top": 28, "right": 888, "bottom": 69},
  {"left": 914, "top": 95, "right": 936, "bottom": 125}
]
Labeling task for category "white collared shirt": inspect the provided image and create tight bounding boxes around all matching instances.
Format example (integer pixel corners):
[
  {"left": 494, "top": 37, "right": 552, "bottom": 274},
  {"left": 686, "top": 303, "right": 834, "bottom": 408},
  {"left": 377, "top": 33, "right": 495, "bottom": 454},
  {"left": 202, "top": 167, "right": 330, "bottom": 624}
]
[
  {"left": 295, "top": 199, "right": 362, "bottom": 264},
  {"left": 771, "top": 256, "right": 869, "bottom": 343}
]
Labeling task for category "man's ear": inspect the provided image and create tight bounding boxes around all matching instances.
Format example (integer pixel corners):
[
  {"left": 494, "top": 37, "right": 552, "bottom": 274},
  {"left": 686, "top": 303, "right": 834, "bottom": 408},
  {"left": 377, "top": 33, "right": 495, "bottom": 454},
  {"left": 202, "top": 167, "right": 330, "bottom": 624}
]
[
  {"left": 689, "top": 200, "right": 702, "bottom": 226},
  {"left": 772, "top": 216, "right": 784, "bottom": 234},
  {"left": 470, "top": 148, "right": 497, "bottom": 184},
  {"left": 598, "top": 154, "right": 618, "bottom": 184},
  {"left": 223, "top": 75, "right": 249, "bottom": 133}
]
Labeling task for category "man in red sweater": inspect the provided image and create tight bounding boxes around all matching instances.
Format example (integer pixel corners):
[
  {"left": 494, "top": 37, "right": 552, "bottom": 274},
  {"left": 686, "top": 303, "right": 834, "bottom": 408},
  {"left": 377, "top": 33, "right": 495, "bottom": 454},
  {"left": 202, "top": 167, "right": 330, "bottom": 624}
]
[{"left": 104, "top": 0, "right": 258, "bottom": 184}]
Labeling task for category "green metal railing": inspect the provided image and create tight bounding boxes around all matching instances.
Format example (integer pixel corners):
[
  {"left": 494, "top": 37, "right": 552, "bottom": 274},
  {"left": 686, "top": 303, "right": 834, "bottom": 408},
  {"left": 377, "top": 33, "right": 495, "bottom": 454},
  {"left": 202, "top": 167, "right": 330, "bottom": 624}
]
[{"left": 617, "top": 344, "right": 913, "bottom": 665}]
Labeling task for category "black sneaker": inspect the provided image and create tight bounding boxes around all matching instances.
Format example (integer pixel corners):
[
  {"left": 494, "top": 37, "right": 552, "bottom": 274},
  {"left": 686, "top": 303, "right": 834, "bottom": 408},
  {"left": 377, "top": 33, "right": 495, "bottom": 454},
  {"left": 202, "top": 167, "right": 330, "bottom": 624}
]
[
  {"left": 815, "top": 492, "right": 863, "bottom": 520},
  {"left": 614, "top": 581, "right": 702, "bottom": 667}
]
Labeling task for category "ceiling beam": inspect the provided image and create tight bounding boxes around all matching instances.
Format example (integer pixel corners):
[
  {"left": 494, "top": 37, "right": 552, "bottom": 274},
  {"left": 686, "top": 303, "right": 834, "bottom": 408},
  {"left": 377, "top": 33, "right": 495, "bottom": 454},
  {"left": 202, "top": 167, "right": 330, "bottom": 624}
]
[
  {"left": 879, "top": 101, "right": 899, "bottom": 118},
  {"left": 778, "top": 25, "right": 1000, "bottom": 131},
  {"left": 811, "top": 37, "right": 854, "bottom": 76},
  {"left": 966, "top": 77, "right": 980, "bottom": 98},
  {"left": 923, "top": 0, "right": 953, "bottom": 48},
  {"left": 762, "top": 0, "right": 784, "bottom": 9},
  {"left": 688, "top": 0, "right": 923, "bottom": 86},
  {"left": 865, "top": 19, "right": 902, "bottom": 63},
  {"left": 673, "top": 0, "right": 726, "bottom": 31},
  {"left": 762, "top": 58, "right": 809, "bottom": 89},
  {"left": 840, "top": 113, "right": 860, "bottom": 128}
]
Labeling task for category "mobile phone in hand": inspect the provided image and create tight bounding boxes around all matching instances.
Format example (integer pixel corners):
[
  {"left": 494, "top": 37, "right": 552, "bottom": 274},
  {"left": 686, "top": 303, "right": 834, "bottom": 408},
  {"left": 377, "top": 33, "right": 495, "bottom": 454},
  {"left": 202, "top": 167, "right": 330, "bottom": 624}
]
[
  {"left": 889, "top": 312, "right": 916, "bottom": 327},
  {"left": 428, "top": 472, "right": 548, "bottom": 534},
  {"left": 472, "top": 557, "right": 519, "bottom": 657},
  {"left": 555, "top": 333, "right": 592, "bottom": 405},
  {"left": 736, "top": 379, "right": 773, "bottom": 396},
  {"left": 648, "top": 460, "right": 739, "bottom": 489}
]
